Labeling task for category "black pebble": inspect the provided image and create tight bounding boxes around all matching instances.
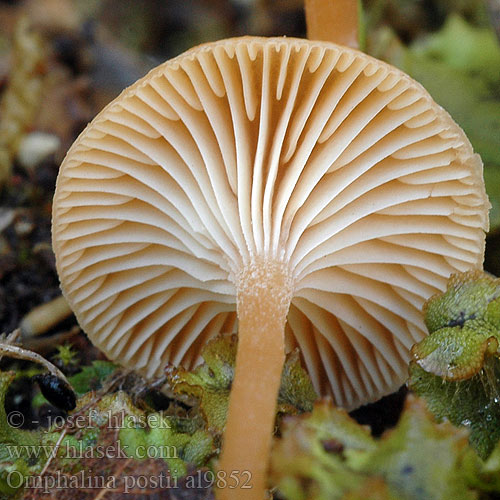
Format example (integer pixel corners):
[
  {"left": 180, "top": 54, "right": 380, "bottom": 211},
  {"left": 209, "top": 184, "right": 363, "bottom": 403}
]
[{"left": 33, "top": 373, "right": 77, "bottom": 411}]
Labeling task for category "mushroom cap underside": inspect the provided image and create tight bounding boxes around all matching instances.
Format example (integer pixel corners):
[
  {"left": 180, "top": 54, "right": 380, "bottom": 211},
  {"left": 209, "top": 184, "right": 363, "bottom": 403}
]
[{"left": 52, "top": 36, "right": 489, "bottom": 410}]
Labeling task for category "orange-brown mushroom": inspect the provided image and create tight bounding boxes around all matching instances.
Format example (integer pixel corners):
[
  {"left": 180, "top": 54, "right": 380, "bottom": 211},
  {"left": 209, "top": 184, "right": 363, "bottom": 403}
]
[{"left": 52, "top": 37, "right": 489, "bottom": 499}]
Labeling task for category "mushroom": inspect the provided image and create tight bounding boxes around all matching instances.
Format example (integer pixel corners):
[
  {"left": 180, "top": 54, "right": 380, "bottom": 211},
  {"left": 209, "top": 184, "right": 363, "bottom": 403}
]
[
  {"left": 305, "top": 0, "right": 359, "bottom": 48},
  {"left": 52, "top": 37, "right": 489, "bottom": 498}
]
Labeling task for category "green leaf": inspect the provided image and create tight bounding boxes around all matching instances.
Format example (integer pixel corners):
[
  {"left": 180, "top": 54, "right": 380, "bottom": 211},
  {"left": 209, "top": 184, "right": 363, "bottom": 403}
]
[
  {"left": 369, "top": 14, "right": 500, "bottom": 207},
  {"left": 68, "top": 360, "right": 117, "bottom": 396},
  {"left": 411, "top": 14, "right": 500, "bottom": 85},
  {"left": 405, "top": 50, "right": 500, "bottom": 168},
  {"left": 375, "top": 13, "right": 500, "bottom": 229}
]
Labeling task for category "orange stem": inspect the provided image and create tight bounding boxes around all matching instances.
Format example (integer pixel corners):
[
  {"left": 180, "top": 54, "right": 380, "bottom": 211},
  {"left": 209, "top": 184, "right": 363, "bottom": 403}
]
[
  {"left": 217, "top": 260, "right": 293, "bottom": 500},
  {"left": 305, "top": 0, "right": 359, "bottom": 49}
]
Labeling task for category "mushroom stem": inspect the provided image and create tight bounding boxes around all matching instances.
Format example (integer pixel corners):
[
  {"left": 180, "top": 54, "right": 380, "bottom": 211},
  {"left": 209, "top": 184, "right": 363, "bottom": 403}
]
[
  {"left": 20, "top": 295, "right": 73, "bottom": 338},
  {"left": 218, "top": 259, "right": 293, "bottom": 500},
  {"left": 305, "top": 0, "right": 359, "bottom": 49}
]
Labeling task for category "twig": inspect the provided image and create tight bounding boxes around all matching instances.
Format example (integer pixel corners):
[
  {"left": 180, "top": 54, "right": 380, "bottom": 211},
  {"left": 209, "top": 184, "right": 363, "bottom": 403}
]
[
  {"left": 39, "top": 428, "right": 67, "bottom": 477},
  {"left": 0, "top": 340, "right": 71, "bottom": 386}
]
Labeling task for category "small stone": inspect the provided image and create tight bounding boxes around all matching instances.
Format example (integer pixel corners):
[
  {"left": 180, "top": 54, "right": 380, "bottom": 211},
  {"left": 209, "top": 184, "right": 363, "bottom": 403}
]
[{"left": 16, "top": 131, "right": 60, "bottom": 170}]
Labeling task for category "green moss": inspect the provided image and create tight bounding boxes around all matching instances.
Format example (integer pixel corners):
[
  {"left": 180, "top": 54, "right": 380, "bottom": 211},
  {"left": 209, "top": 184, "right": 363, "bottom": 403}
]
[
  {"left": 167, "top": 335, "right": 317, "bottom": 433},
  {"left": 271, "top": 397, "right": 486, "bottom": 500},
  {"left": 409, "top": 271, "right": 500, "bottom": 458}
]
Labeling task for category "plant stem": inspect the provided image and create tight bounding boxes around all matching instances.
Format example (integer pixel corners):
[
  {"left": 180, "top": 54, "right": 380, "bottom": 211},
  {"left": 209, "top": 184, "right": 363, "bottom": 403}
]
[
  {"left": 217, "top": 259, "right": 293, "bottom": 500},
  {"left": 0, "top": 341, "right": 71, "bottom": 386},
  {"left": 305, "top": 0, "right": 359, "bottom": 49}
]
